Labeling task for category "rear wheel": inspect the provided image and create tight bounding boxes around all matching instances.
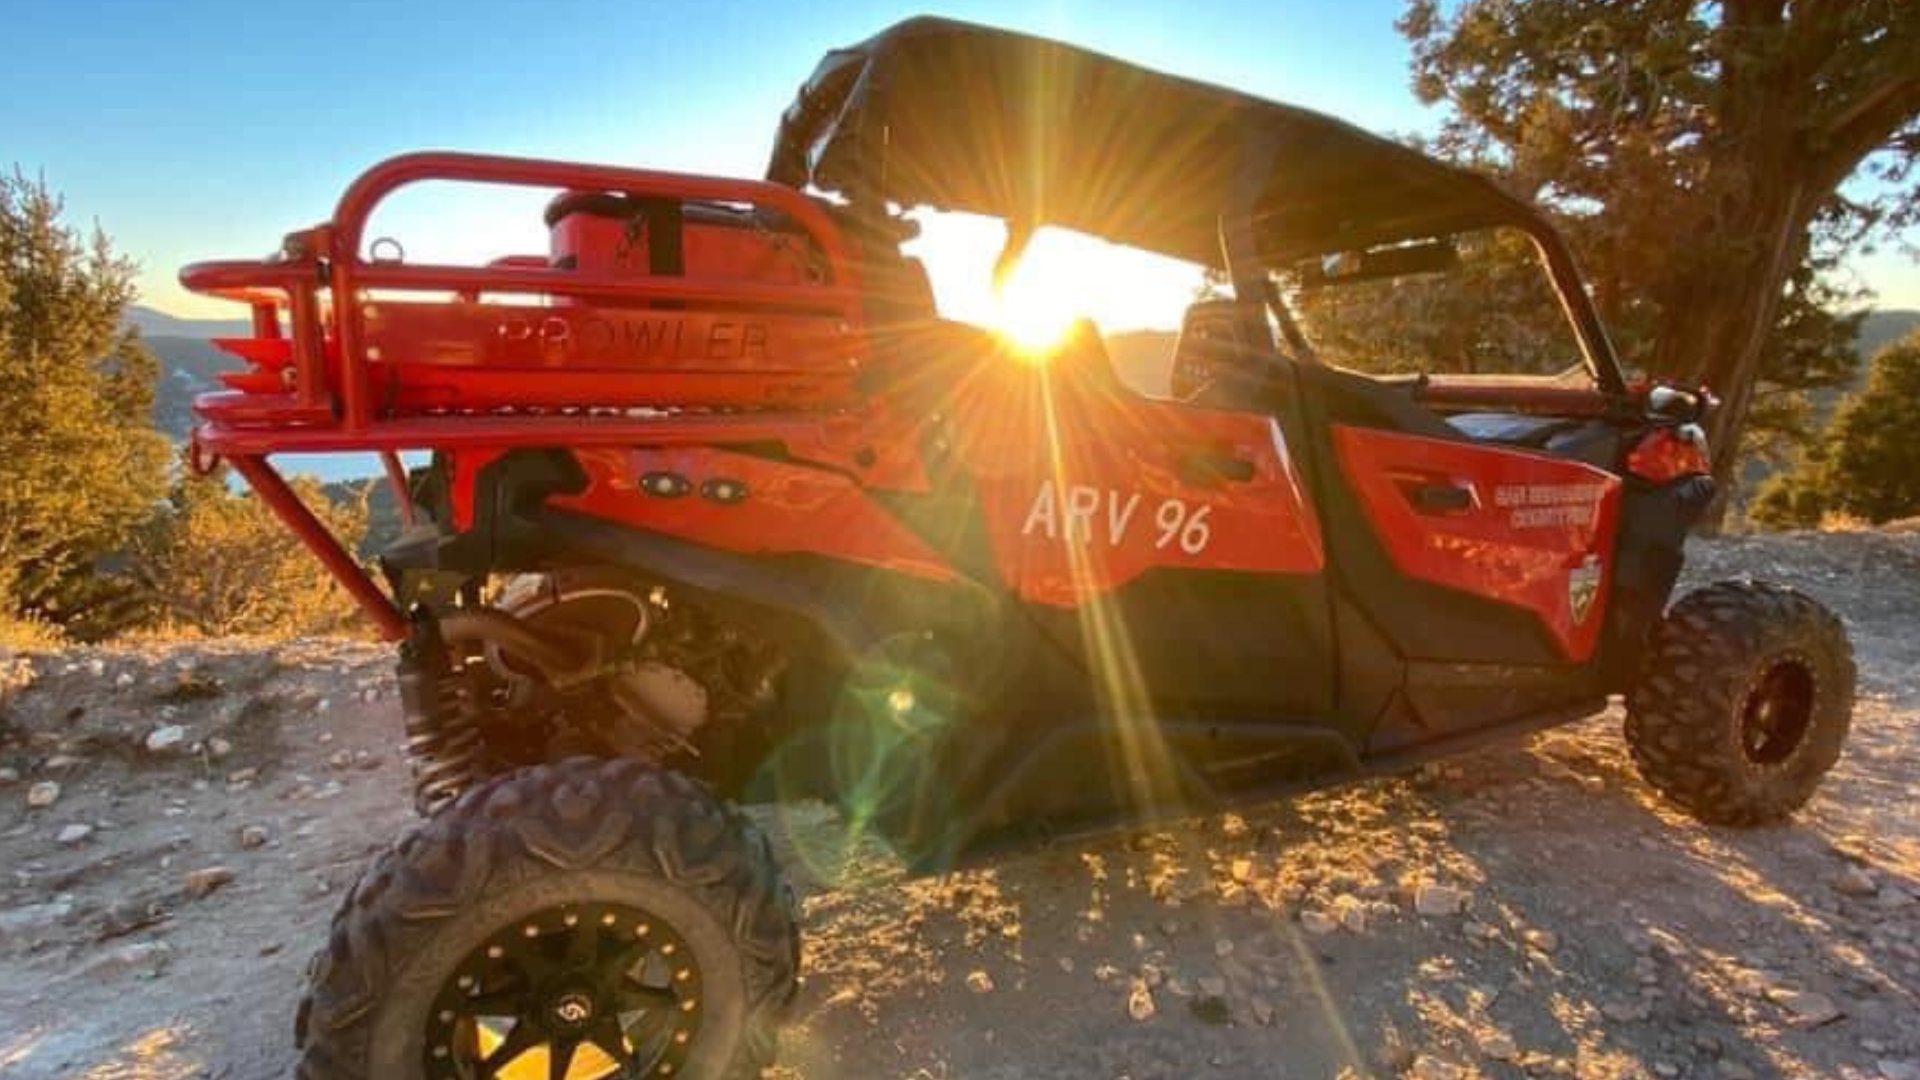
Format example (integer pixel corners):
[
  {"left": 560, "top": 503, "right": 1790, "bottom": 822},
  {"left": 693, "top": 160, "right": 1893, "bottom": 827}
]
[
  {"left": 296, "top": 758, "right": 798, "bottom": 1080},
  {"left": 1625, "top": 580, "right": 1854, "bottom": 825}
]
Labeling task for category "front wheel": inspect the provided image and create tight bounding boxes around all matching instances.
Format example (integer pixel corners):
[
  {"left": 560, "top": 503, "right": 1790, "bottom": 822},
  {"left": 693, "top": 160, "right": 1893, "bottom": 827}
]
[
  {"left": 295, "top": 758, "right": 799, "bottom": 1080},
  {"left": 1625, "top": 580, "right": 1855, "bottom": 826}
]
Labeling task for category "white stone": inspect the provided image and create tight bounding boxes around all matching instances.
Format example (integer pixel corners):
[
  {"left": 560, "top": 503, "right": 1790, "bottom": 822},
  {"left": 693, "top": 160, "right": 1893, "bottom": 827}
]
[
  {"left": 1415, "top": 883, "right": 1471, "bottom": 917},
  {"left": 55, "top": 823, "right": 92, "bottom": 846},
  {"left": 206, "top": 737, "right": 233, "bottom": 760},
  {"left": 145, "top": 725, "right": 188, "bottom": 753},
  {"left": 25, "top": 780, "right": 59, "bottom": 808},
  {"left": 1877, "top": 1061, "right": 1920, "bottom": 1080},
  {"left": 965, "top": 969, "right": 994, "bottom": 994}
]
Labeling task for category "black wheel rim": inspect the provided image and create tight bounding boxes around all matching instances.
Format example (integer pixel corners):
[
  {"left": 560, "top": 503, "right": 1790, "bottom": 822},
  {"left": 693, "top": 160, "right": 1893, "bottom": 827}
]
[
  {"left": 1741, "top": 658, "right": 1816, "bottom": 766},
  {"left": 424, "top": 903, "right": 704, "bottom": 1080}
]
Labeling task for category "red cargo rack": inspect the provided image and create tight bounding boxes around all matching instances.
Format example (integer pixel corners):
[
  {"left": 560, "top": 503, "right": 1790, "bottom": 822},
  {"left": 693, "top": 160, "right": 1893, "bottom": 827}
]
[{"left": 181, "top": 152, "right": 876, "bottom": 640}]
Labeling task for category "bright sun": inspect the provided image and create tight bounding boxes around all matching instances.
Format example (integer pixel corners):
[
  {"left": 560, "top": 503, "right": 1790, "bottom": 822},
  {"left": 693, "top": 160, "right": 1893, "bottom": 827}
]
[
  {"left": 990, "top": 252, "right": 1083, "bottom": 354},
  {"left": 904, "top": 215, "right": 1208, "bottom": 348}
]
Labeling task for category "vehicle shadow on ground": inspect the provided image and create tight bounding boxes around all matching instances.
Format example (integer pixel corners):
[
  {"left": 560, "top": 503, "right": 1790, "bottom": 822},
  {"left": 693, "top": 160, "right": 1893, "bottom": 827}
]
[{"left": 758, "top": 715, "right": 1915, "bottom": 1080}]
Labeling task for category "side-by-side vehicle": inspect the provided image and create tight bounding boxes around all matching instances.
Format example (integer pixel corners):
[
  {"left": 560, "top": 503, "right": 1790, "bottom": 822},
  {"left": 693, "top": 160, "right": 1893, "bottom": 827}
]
[{"left": 179, "top": 18, "right": 1855, "bottom": 1080}]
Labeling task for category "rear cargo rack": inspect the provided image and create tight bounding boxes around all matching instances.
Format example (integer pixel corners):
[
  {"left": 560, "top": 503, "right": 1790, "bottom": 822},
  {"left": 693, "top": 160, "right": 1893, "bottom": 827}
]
[
  {"left": 183, "top": 151, "right": 868, "bottom": 445},
  {"left": 181, "top": 152, "right": 876, "bottom": 640}
]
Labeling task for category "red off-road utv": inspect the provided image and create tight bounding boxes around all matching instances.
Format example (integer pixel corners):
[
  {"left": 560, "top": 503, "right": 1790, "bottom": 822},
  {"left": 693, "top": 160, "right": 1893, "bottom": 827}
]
[{"left": 183, "top": 17, "right": 1855, "bottom": 1080}]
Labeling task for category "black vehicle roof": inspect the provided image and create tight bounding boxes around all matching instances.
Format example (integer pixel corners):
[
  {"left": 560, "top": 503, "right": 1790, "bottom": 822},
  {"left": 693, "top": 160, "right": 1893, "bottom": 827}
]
[{"left": 768, "top": 16, "right": 1546, "bottom": 267}]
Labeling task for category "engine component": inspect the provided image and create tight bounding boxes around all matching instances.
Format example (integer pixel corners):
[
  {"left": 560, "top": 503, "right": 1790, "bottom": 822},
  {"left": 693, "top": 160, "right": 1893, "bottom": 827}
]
[{"left": 490, "top": 571, "right": 781, "bottom": 761}]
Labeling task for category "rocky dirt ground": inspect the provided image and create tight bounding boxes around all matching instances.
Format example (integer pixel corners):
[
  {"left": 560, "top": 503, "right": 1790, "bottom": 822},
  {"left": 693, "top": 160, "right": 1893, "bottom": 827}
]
[{"left": 1, "top": 531, "right": 1917, "bottom": 1080}]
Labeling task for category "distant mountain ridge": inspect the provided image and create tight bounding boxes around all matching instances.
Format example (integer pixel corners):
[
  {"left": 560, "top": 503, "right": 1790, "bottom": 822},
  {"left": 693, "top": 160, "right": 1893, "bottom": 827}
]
[{"left": 126, "top": 304, "right": 254, "bottom": 339}]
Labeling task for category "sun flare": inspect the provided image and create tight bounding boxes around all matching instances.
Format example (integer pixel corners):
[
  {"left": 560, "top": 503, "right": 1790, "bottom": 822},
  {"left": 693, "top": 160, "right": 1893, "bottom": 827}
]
[
  {"left": 990, "top": 256, "right": 1083, "bottom": 356},
  {"left": 906, "top": 218, "right": 1203, "bottom": 353}
]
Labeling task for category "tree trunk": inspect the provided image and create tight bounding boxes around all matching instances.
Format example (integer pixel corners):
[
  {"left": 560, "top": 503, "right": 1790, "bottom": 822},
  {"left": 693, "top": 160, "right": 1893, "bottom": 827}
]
[{"left": 1647, "top": 174, "right": 1813, "bottom": 532}]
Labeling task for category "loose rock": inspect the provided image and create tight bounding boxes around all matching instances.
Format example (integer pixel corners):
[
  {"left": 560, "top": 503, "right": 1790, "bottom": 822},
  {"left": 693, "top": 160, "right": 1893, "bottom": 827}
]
[
  {"left": 55, "top": 823, "right": 92, "bottom": 846},
  {"left": 1127, "top": 979, "right": 1157, "bottom": 1022},
  {"left": 1833, "top": 867, "right": 1879, "bottom": 897},
  {"left": 965, "top": 970, "right": 994, "bottom": 994},
  {"left": 184, "top": 865, "right": 237, "bottom": 898},
  {"left": 238, "top": 825, "right": 270, "bottom": 850},
  {"left": 1768, "top": 988, "right": 1843, "bottom": 1028},
  {"left": 1300, "top": 910, "right": 1339, "bottom": 935},
  {"left": 1410, "top": 1055, "right": 1464, "bottom": 1080},
  {"left": 82, "top": 940, "right": 172, "bottom": 980},
  {"left": 145, "top": 724, "right": 188, "bottom": 753},
  {"left": 26, "top": 780, "right": 60, "bottom": 808},
  {"left": 1477, "top": 1030, "right": 1519, "bottom": 1061},
  {"left": 1415, "top": 883, "right": 1471, "bottom": 917},
  {"left": 1878, "top": 1061, "right": 1920, "bottom": 1080}
]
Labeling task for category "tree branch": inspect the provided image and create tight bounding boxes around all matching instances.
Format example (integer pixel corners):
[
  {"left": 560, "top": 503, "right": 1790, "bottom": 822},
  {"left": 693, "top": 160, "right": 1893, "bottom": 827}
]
[{"left": 1810, "top": 75, "right": 1920, "bottom": 192}]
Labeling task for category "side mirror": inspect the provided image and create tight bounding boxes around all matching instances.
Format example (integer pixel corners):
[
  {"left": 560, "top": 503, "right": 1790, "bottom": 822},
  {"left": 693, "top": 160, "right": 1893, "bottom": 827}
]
[{"left": 1647, "top": 385, "right": 1717, "bottom": 422}]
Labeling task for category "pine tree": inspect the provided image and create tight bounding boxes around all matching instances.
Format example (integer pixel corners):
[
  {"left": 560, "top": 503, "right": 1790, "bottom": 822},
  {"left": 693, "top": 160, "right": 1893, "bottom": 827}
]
[
  {"left": 0, "top": 171, "right": 170, "bottom": 635},
  {"left": 132, "top": 468, "right": 370, "bottom": 638},
  {"left": 1752, "top": 330, "right": 1920, "bottom": 528}
]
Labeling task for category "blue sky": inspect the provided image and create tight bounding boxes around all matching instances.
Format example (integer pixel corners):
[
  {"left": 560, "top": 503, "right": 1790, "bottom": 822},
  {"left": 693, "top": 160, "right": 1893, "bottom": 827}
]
[{"left": 4, "top": 0, "right": 1915, "bottom": 328}]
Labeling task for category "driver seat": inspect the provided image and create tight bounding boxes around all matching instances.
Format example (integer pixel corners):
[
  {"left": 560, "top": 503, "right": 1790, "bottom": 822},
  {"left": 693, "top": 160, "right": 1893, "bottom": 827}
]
[{"left": 1169, "top": 300, "right": 1273, "bottom": 400}]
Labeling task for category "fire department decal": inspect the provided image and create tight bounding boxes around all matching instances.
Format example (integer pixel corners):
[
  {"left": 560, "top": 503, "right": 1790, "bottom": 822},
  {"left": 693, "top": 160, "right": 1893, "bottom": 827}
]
[
  {"left": 1020, "top": 481, "right": 1214, "bottom": 555},
  {"left": 1568, "top": 554, "right": 1602, "bottom": 624},
  {"left": 1493, "top": 482, "right": 1609, "bottom": 529}
]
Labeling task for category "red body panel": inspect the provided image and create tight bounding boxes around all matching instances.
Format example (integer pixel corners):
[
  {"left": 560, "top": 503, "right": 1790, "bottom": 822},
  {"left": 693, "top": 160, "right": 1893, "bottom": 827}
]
[
  {"left": 1626, "top": 428, "right": 1712, "bottom": 484},
  {"left": 1332, "top": 425, "right": 1622, "bottom": 661},
  {"left": 358, "top": 302, "right": 863, "bottom": 412},
  {"left": 946, "top": 362, "right": 1325, "bottom": 606},
  {"left": 550, "top": 448, "right": 957, "bottom": 582}
]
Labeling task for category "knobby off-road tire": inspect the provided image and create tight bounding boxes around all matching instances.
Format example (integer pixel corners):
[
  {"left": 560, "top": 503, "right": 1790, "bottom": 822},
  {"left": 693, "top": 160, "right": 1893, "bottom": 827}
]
[
  {"left": 295, "top": 757, "right": 799, "bottom": 1080},
  {"left": 1625, "top": 580, "right": 1855, "bottom": 826}
]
